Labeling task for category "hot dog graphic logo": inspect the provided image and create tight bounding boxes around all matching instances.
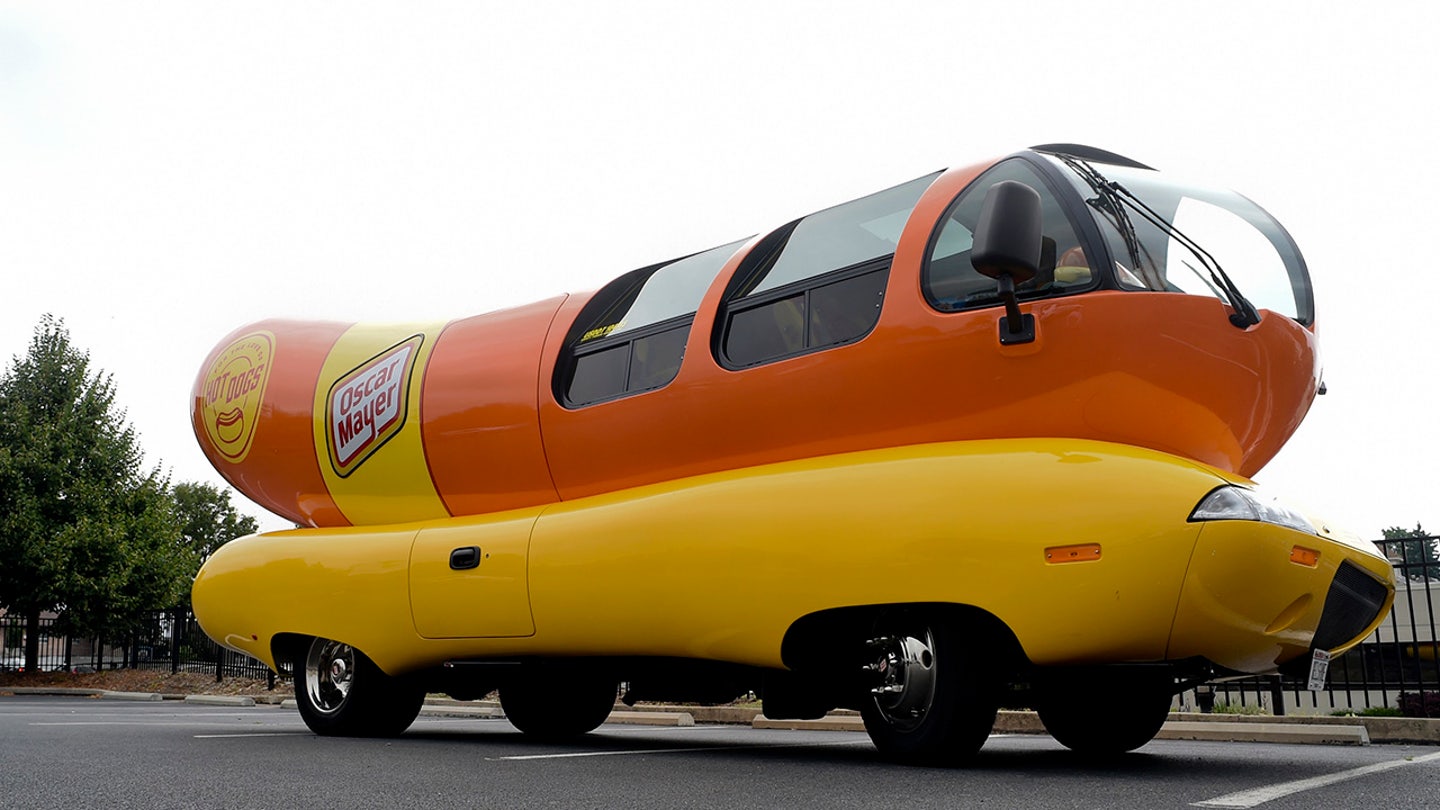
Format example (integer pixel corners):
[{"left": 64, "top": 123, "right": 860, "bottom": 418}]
[
  {"left": 200, "top": 332, "right": 274, "bottom": 463},
  {"left": 324, "top": 335, "right": 423, "bottom": 477}
]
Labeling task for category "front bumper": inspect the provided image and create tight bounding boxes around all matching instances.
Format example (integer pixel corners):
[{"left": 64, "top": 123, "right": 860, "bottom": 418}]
[{"left": 1166, "top": 520, "right": 1395, "bottom": 674}]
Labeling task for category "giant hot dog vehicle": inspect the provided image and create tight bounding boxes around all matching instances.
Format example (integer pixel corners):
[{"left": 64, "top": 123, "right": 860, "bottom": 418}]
[{"left": 191, "top": 144, "right": 1394, "bottom": 763}]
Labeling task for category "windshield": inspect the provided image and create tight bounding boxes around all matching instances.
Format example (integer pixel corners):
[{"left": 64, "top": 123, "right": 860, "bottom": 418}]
[{"left": 1041, "top": 154, "right": 1313, "bottom": 325}]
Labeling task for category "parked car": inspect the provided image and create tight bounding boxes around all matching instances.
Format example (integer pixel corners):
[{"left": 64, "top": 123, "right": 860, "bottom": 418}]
[{"left": 1, "top": 651, "right": 26, "bottom": 673}]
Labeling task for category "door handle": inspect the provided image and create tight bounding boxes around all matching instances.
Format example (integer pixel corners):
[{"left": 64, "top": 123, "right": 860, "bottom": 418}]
[{"left": 449, "top": 546, "right": 481, "bottom": 570}]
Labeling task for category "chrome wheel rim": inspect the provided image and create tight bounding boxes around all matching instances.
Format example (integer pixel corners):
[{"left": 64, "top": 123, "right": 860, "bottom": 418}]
[
  {"left": 304, "top": 638, "right": 355, "bottom": 716},
  {"left": 868, "top": 628, "right": 938, "bottom": 732}
]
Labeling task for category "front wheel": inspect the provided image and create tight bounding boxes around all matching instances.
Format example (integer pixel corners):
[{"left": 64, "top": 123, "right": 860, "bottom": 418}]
[
  {"left": 859, "top": 617, "right": 998, "bottom": 766},
  {"left": 293, "top": 637, "right": 424, "bottom": 737}
]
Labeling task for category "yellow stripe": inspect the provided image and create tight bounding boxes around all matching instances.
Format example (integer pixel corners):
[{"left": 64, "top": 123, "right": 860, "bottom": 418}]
[{"left": 313, "top": 321, "right": 450, "bottom": 525}]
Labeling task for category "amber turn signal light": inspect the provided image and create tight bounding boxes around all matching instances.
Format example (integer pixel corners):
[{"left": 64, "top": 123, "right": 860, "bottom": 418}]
[{"left": 1045, "top": 543, "right": 1102, "bottom": 564}]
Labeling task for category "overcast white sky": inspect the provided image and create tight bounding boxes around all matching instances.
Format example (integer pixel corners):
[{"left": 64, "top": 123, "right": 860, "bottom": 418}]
[{"left": 2, "top": 1, "right": 1436, "bottom": 537}]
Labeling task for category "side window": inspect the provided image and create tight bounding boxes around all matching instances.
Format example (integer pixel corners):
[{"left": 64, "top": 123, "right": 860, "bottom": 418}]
[
  {"left": 717, "top": 172, "right": 940, "bottom": 369},
  {"left": 558, "top": 240, "right": 745, "bottom": 407},
  {"left": 923, "top": 159, "right": 1093, "bottom": 312}
]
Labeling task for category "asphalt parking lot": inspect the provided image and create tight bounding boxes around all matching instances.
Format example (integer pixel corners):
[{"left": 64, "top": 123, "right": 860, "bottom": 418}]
[{"left": 3, "top": 696, "right": 1439, "bottom": 809}]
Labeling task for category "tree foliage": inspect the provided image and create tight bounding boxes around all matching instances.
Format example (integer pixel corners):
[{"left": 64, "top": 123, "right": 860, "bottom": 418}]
[
  {"left": 1381, "top": 523, "right": 1439, "bottom": 581},
  {"left": 0, "top": 316, "right": 195, "bottom": 666},
  {"left": 171, "top": 480, "right": 259, "bottom": 568}
]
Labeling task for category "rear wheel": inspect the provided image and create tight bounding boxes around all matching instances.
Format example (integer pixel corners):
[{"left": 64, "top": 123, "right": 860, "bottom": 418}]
[
  {"left": 500, "top": 664, "right": 617, "bottom": 741},
  {"left": 859, "top": 616, "right": 998, "bottom": 766},
  {"left": 293, "top": 637, "right": 424, "bottom": 737},
  {"left": 1037, "top": 673, "right": 1173, "bottom": 755}
]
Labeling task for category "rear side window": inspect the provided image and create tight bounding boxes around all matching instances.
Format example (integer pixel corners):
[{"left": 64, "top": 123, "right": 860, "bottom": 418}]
[
  {"left": 558, "top": 240, "right": 745, "bottom": 407},
  {"left": 717, "top": 172, "right": 940, "bottom": 369}
]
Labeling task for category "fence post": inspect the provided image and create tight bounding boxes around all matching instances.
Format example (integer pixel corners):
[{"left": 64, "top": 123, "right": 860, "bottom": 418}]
[{"left": 171, "top": 609, "right": 181, "bottom": 675}]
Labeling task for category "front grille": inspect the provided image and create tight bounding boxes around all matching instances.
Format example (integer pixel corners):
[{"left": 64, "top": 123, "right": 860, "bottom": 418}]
[{"left": 1311, "top": 561, "right": 1390, "bottom": 652}]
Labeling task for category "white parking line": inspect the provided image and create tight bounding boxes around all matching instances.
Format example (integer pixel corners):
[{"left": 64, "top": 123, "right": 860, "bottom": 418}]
[
  {"left": 30, "top": 721, "right": 247, "bottom": 727},
  {"left": 194, "top": 732, "right": 312, "bottom": 739},
  {"left": 598, "top": 725, "right": 751, "bottom": 734},
  {"left": 1192, "top": 750, "right": 1440, "bottom": 808},
  {"left": 488, "top": 739, "right": 872, "bottom": 761}
]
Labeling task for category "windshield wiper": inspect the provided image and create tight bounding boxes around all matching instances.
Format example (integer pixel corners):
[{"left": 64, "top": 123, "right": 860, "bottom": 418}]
[
  {"left": 1054, "top": 154, "right": 1149, "bottom": 282},
  {"left": 1105, "top": 181, "right": 1260, "bottom": 327},
  {"left": 1051, "top": 153, "right": 1260, "bottom": 329}
]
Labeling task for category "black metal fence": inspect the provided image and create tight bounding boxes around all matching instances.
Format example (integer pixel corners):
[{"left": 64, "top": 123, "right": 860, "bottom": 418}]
[
  {"left": 0, "top": 608, "right": 273, "bottom": 685},
  {"left": 1178, "top": 536, "right": 1439, "bottom": 715}
]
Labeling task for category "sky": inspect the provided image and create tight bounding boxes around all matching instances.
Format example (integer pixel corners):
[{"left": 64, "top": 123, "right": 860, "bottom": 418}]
[{"left": 1, "top": 1, "right": 1436, "bottom": 537}]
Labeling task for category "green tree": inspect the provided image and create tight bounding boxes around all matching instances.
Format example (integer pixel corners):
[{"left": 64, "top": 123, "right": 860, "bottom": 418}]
[
  {"left": 0, "top": 316, "right": 194, "bottom": 672},
  {"left": 1382, "top": 523, "right": 1439, "bottom": 581},
  {"left": 171, "top": 480, "right": 259, "bottom": 569}
]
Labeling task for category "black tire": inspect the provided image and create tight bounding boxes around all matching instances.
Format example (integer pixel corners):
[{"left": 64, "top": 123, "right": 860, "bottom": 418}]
[
  {"left": 859, "top": 616, "right": 998, "bottom": 766},
  {"left": 293, "top": 637, "right": 424, "bottom": 737},
  {"left": 500, "top": 665, "right": 617, "bottom": 741},
  {"left": 1037, "top": 675, "right": 1173, "bottom": 755}
]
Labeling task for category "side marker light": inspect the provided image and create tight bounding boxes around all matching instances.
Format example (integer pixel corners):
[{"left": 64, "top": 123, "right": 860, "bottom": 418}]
[
  {"left": 1290, "top": 546, "right": 1320, "bottom": 567},
  {"left": 1045, "top": 543, "right": 1102, "bottom": 564}
]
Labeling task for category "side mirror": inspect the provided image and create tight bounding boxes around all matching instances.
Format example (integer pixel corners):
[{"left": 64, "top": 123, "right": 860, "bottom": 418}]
[{"left": 971, "top": 181, "right": 1042, "bottom": 344}]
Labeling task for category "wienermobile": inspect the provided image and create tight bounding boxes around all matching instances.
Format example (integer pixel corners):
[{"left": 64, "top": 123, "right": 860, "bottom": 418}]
[{"left": 191, "top": 144, "right": 1394, "bottom": 764}]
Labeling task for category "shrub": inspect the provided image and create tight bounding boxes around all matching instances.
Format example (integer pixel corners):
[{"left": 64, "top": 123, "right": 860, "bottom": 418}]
[{"left": 1397, "top": 691, "right": 1440, "bottom": 718}]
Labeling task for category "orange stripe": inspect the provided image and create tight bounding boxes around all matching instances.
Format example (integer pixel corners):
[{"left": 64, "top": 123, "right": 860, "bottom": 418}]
[
  {"left": 192, "top": 319, "right": 351, "bottom": 527},
  {"left": 421, "top": 297, "right": 565, "bottom": 516}
]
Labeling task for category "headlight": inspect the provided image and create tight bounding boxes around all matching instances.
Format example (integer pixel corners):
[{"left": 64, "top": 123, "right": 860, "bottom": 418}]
[{"left": 1189, "top": 485, "right": 1316, "bottom": 534}]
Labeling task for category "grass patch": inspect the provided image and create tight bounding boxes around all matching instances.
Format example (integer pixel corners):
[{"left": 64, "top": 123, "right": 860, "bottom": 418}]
[{"left": 1211, "top": 700, "right": 1269, "bottom": 716}]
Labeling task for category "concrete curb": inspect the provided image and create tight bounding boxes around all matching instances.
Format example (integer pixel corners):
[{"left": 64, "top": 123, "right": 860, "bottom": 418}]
[
  {"left": 1159, "top": 720, "right": 1369, "bottom": 746},
  {"left": 99, "top": 691, "right": 163, "bottom": 702},
  {"left": 3, "top": 687, "right": 106, "bottom": 698},
  {"left": 1164, "top": 711, "right": 1440, "bottom": 745},
  {"left": 754, "top": 715, "right": 864, "bottom": 732},
  {"left": 419, "top": 703, "right": 502, "bottom": 719},
  {"left": 610, "top": 710, "right": 695, "bottom": 727},
  {"left": 184, "top": 695, "right": 256, "bottom": 707},
  {"left": 412, "top": 702, "right": 698, "bottom": 727}
]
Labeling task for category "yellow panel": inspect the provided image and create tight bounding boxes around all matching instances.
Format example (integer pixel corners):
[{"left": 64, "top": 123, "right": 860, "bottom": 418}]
[
  {"left": 1167, "top": 521, "right": 1395, "bottom": 671},
  {"left": 191, "top": 524, "right": 421, "bottom": 671},
  {"left": 410, "top": 510, "right": 541, "bottom": 638},
  {"left": 312, "top": 322, "right": 450, "bottom": 525},
  {"left": 525, "top": 440, "right": 1217, "bottom": 668},
  {"left": 190, "top": 438, "right": 1396, "bottom": 679}
]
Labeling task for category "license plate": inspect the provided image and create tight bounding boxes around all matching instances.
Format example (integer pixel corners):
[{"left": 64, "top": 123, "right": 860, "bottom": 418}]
[{"left": 1306, "top": 649, "right": 1332, "bottom": 691}]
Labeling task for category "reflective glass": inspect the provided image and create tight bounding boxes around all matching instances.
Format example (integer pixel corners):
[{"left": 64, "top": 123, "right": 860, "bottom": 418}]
[
  {"left": 1043, "top": 155, "right": 1311, "bottom": 323},
  {"left": 607, "top": 240, "right": 747, "bottom": 338},
  {"left": 807, "top": 269, "right": 886, "bottom": 347},
  {"left": 566, "top": 343, "right": 628, "bottom": 404},
  {"left": 725, "top": 295, "right": 807, "bottom": 366},
  {"left": 629, "top": 326, "right": 688, "bottom": 391},
  {"left": 748, "top": 172, "right": 941, "bottom": 295},
  {"left": 924, "top": 160, "right": 1089, "bottom": 311}
]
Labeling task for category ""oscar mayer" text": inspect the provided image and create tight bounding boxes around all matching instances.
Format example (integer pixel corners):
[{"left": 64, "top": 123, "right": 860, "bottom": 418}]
[{"left": 330, "top": 343, "right": 414, "bottom": 471}]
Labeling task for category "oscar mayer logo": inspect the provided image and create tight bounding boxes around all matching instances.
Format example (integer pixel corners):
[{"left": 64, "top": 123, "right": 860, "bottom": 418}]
[
  {"left": 325, "top": 335, "right": 423, "bottom": 477},
  {"left": 200, "top": 332, "right": 274, "bottom": 463}
]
